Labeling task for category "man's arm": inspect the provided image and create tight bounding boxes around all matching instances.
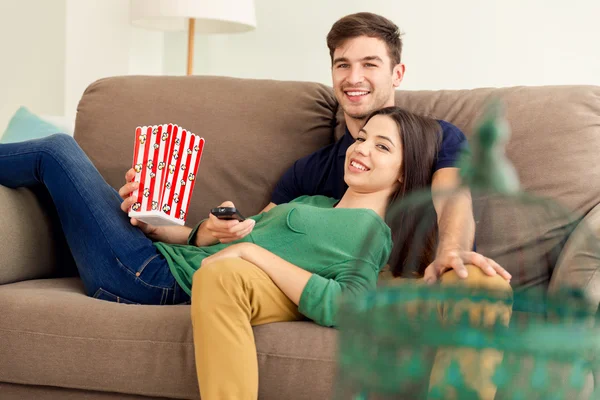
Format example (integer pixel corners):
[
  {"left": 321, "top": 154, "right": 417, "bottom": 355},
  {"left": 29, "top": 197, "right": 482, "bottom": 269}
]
[
  {"left": 431, "top": 168, "right": 474, "bottom": 252},
  {"left": 427, "top": 167, "right": 511, "bottom": 282}
]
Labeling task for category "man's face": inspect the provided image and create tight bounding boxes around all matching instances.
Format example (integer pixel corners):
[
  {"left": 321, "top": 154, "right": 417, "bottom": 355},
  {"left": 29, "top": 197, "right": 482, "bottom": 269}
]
[{"left": 332, "top": 36, "right": 404, "bottom": 121}]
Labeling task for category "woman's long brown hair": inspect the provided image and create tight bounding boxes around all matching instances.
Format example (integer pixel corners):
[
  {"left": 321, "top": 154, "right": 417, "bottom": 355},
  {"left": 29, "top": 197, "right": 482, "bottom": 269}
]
[{"left": 361, "top": 107, "right": 442, "bottom": 277}]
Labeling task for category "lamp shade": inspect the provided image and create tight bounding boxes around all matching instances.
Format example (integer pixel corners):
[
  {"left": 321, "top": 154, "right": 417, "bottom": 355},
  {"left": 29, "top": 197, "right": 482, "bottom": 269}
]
[{"left": 130, "top": 0, "right": 256, "bottom": 33}]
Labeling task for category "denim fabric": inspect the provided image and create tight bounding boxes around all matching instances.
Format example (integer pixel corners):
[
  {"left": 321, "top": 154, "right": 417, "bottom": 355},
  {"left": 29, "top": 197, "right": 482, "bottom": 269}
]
[{"left": 0, "top": 134, "right": 189, "bottom": 305}]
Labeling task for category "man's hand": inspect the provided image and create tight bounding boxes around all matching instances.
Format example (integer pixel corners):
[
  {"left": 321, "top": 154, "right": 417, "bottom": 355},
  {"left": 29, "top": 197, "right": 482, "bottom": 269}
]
[
  {"left": 202, "top": 201, "right": 256, "bottom": 244},
  {"left": 201, "top": 243, "right": 254, "bottom": 267},
  {"left": 118, "top": 168, "right": 162, "bottom": 240},
  {"left": 423, "top": 248, "right": 512, "bottom": 284}
]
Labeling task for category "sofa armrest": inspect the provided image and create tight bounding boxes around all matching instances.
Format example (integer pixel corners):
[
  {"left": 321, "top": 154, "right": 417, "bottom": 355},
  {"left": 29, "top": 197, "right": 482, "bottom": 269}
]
[
  {"left": 0, "top": 185, "right": 66, "bottom": 285},
  {"left": 549, "top": 202, "right": 600, "bottom": 308}
]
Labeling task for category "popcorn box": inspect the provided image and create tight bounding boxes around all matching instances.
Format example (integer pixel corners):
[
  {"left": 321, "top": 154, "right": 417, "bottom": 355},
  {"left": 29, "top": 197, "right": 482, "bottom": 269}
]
[{"left": 129, "top": 124, "right": 205, "bottom": 226}]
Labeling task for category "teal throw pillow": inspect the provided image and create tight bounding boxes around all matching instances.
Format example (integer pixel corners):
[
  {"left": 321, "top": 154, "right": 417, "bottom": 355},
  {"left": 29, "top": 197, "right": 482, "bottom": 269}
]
[{"left": 1, "top": 106, "right": 62, "bottom": 144}]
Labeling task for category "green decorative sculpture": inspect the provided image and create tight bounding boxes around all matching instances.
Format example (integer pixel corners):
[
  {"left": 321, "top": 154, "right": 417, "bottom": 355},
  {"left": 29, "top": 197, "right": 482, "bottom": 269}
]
[{"left": 458, "top": 100, "right": 520, "bottom": 194}]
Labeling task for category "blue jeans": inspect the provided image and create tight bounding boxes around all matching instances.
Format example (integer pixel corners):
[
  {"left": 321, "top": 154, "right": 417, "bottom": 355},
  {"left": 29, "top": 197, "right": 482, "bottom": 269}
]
[{"left": 0, "top": 134, "right": 189, "bottom": 305}]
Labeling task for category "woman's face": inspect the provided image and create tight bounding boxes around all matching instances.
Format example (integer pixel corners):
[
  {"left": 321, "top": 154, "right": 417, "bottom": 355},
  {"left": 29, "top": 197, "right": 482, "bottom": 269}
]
[{"left": 344, "top": 114, "right": 403, "bottom": 194}]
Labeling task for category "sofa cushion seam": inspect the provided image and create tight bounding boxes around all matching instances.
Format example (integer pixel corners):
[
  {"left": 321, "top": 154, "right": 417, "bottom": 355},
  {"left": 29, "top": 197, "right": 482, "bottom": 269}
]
[
  {"left": 257, "top": 351, "right": 334, "bottom": 362},
  {"left": 0, "top": 327, "right": 193, "bottom": 346},
  {"left": 0, "top": 377, "right": 191, "bottom": 400}
]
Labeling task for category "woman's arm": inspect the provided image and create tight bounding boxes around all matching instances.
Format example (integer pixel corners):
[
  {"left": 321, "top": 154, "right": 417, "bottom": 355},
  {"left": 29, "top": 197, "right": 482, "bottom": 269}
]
[
  {"left": 242, "top": 245, "right": 312, "bottom": 305},
  {"left": 146, "top": 225, "right": 192, "bottom": 244},
  {"left": 201, "top": 243, "right": 379, "bottom": 327},
  {"left": 201, "top": 243, "right": 311, "bottom": 304}
]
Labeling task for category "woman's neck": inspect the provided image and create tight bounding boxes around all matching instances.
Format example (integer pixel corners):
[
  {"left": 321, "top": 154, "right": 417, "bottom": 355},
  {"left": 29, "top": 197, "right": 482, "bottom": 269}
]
[{"left": 335, "top": 188, "right": 392, "bottom": 218}]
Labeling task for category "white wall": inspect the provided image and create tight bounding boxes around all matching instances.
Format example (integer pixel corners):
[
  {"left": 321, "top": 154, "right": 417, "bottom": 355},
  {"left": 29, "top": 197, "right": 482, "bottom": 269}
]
[
  {"left": 164, "top": 0, "right": 600, "bottom": 90},
  {"left": 64, "top": 0, "right": 164, "bottom": 120},
  {"left": 0, "top": 0, "right": 66, "bottom": 132},
  {"left": 0, "top": 0, "right": 164, "bottom": 132},
  {"left": 2, "top": 0, "right": 599, "bottom": 133}
]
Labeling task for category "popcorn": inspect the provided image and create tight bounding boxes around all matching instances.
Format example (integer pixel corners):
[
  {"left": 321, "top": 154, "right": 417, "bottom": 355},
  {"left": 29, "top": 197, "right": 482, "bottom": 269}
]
[{"left": 129, "top": 123, "right": 205, "bottom": 226}]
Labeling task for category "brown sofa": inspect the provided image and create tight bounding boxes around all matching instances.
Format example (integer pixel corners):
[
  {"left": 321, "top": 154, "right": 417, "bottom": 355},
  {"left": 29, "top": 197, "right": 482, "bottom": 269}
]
[{"left": 1, "top": 76, "right": 600, "bottom": 399}]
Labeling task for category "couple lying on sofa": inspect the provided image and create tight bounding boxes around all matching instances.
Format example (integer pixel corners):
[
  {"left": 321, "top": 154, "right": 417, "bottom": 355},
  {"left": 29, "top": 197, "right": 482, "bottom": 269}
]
[
  {"left": 0, "top": 105, "right": 511, "bottom": 399},
  {"left": 0, "top": 12, "right": 513, "bottom": 400}
]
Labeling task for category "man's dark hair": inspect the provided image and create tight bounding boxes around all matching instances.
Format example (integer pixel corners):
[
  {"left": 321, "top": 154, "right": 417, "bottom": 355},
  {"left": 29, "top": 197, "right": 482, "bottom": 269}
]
[{"left": 327, "top": 12, "right": 403, "bottom": 67}]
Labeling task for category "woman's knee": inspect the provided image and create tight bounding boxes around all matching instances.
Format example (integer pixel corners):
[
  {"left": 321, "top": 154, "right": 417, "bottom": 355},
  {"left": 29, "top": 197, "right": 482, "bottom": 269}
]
[
  {"left": 39, "top": 134, "right": 82, "bottom": 161},
  {"left": 192, "top": 258, "right": 260, "bottom": 296},
  {"left": 440, "top": 264, "right": 512, "bottom": 293},
  {"left": 43, "top": 133, "right": 77, "bottom": 150}
]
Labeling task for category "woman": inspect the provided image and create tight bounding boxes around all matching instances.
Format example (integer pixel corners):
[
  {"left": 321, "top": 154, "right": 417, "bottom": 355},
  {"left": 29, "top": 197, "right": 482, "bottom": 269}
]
[
  {"left": 184, "top": 107, "right": 441, "bottom": 399},
  {"left": 0, "top": 106, "right": 438, "bottom": 398}
]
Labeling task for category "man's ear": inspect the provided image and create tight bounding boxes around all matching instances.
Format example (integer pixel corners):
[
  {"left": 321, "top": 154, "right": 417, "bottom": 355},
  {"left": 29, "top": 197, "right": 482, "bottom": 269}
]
[{"left": 392, "top": 63, "right": 405, "bottom": 88}]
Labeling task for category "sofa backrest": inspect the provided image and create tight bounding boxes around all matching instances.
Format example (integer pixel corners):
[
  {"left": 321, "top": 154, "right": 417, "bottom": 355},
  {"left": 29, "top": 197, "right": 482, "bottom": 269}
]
[
  {"left": 75, "top": 76, "right": 338, "bottom": 226},
  {"left": 394, "top": 86, "right": 600, "bottom": 217},
  {"left": 75, "top": 77, "right": 600, "bottom": 289}
]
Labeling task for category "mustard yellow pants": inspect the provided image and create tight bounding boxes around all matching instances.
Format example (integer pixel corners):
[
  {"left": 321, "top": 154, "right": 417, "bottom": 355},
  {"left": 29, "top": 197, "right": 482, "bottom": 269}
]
[{"left": 191, "top": 259, "right": 512, "bottom": 400}]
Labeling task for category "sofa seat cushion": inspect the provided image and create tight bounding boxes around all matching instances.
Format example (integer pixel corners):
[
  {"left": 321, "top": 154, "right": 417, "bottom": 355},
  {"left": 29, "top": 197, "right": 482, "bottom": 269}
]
[{"left": 0, "top": 278, "right": 337, "bottom": 399}]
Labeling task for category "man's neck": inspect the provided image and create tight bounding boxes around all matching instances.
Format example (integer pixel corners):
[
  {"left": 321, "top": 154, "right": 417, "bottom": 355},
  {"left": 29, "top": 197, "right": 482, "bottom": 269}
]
[
  {"left": 344, "top": 115, "right": 365, "bottom": 139},
  {"left": 336, "top": 188, "right": 392, "bottom": 218}
]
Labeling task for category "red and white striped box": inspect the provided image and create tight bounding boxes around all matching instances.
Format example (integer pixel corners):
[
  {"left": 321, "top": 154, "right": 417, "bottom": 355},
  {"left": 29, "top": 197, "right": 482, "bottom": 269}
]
[{"left": 129, "top": 124, "right": 205, "bottom": 226}]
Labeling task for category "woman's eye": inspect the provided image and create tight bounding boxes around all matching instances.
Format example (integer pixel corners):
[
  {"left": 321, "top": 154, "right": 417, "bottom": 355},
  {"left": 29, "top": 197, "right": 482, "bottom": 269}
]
[
  {"left": 377, "top": 144, "right": 390, "bottom": 151},
  {"left": 356, "top": 137, "right": 365, "bottom": 142}
]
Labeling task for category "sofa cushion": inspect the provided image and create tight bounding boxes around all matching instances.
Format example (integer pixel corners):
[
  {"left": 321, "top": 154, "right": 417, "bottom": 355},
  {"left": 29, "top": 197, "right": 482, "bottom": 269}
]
[
  {"left": 0, "top": 278, "right": 337, "bottom": 400},
  {"left": 0, "top": 186, "right": 76, "bottom": 285},
  {"left": 334, "top": 85, "right": 600, "bottom": 291},
  {"left": 0, "top": 107, "right": 62, "bottom": 144},
  {"left": 74, "top": 76, "right": 338, "bottom": 226},
  {"left": 392, "top": 85, "right": 600, "bottom": 218},
  {"left": 549, "top": 201, "right": 600, "bottom": 308}
]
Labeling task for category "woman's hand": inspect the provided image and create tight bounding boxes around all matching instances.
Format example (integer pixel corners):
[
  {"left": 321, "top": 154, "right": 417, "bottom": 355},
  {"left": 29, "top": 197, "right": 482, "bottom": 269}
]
[
  {"left": 118, "top": 168, "right": 161, "bottom": 239},
  {"left": 200, "top": 201, "right": 256, "bottom": 244},
  {"left": 201, "top": 243, "right": 255, "bottom": 267}
]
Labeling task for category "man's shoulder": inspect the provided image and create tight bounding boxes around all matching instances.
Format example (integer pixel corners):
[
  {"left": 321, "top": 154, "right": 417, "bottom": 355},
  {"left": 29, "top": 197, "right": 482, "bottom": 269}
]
[
  {"left": 435, "top": 119, "right": 465, "bottom": 135},
  {"left": 434, "top": 119, "right": 468, "bottom": 145}
]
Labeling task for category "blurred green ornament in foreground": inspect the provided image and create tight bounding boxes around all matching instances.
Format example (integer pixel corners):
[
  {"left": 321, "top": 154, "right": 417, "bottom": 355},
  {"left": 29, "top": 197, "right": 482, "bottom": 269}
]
[
  {"left": 457, "top": 100, "right": 520, "bottom": 194},
  {"left": 334, "top": 283, "right": 600, "bottom": 400}
]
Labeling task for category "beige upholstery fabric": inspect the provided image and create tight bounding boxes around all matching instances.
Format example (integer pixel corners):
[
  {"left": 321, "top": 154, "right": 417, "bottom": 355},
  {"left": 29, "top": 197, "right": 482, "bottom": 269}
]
[
  {"left": 0, "top": 382, "right": 171, "bottom": 400},
  {"left": 0, "top": 186, "right": 74, "bottom": 285},
  {"left": 550, "top": 202, "right": 600, "bottom": 307},
  {"left": 0, "top": 279, "right": 336, "bottom": 399},
  {"left": 392, "top": 86, "right": 600, "bottom": 217},
  {"left": 75, "top": 76, "right": 338, "bottom": 224}
]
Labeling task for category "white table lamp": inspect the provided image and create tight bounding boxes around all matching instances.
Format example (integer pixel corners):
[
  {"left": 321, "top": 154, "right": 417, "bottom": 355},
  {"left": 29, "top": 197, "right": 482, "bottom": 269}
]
[{"left": 130, "top": 0, "right": 257, "bottom": 75}]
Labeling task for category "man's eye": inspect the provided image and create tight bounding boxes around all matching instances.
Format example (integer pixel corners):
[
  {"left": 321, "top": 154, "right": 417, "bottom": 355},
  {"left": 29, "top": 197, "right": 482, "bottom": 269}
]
[
  {"left": 337, "top": 64, "right": 350, "bottom": 69},
  {"left": 365, "top": 63, "right": 377, "bottom": 68}
]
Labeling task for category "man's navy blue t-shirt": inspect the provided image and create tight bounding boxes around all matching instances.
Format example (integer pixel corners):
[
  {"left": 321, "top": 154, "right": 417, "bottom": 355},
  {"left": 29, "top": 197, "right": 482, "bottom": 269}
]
[{"left": 271, "top": 120, "right": 468, "bottom": 205}]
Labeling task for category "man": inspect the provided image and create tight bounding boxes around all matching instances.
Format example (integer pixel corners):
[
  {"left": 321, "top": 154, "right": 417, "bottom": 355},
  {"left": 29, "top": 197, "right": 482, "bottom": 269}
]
[{"left": 120, "top": 13, "right": 510, "bottom": 283}]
